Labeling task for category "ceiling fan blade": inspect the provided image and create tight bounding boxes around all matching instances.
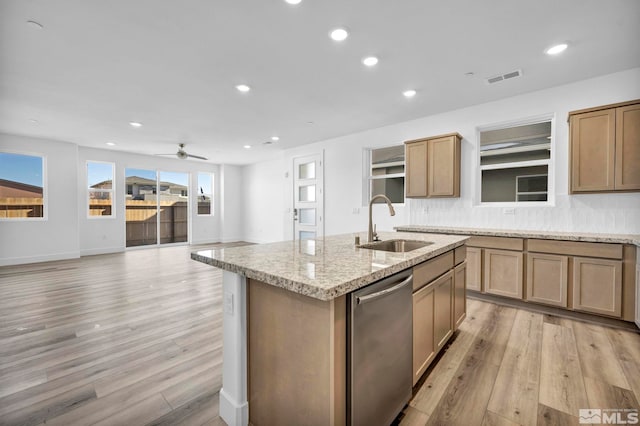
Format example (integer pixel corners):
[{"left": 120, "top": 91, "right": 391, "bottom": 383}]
[
  {"left": 186, "top": 153, "right": 208, "bottom": 160},
  {"left": 154, "top": 153, "right": 176, "bottom": 156}
]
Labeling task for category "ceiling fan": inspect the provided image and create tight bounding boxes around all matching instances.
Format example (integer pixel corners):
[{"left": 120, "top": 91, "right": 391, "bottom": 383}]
[{"left": 156, "top": 143, "right": 208, "bottom": 160}]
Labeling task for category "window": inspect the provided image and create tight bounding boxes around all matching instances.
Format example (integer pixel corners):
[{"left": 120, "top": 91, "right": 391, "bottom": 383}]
[
  {"left": 367, "top": 145, "right": 405, "bottom": 204},
  {"left": 87, "top": 161, "right": 114, "bottom": 217},
  {"left": 197, "top": 172, "right": 214, "bottom": 215},
  {"left": 479, "top": 119, "right": 552, "bottom": 203},
  {"left": 0, "top": 152, "right": 45, "bottom": 219}
]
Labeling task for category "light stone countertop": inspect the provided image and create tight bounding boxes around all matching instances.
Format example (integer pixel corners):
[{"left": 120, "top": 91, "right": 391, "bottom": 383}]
[
  {"left": 395, "top": 225, "right": 640, "bottom": 246},
  {"left": 191, "top": 231, "right": 468, "bottom": 301}
]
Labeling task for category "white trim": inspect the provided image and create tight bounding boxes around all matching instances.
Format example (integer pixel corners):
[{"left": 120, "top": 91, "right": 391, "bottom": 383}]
[
  {"left": 80, "top": 246, "right": 124, "bottom": 256},
  {"left": 0, "top": 150, "right": 47, "bottom": 221},
  {"left": 0, "top": 250, "right": 80, "bottom": 267},
  {"left": 86, "top": 160, "right": 115, "bottom": 219},
  {"left": 476, "top": 114, "right": 555, "bottom": 206}
]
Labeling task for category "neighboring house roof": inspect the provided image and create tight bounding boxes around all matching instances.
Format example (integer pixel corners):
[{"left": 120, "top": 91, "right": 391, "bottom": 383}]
[
  {"left": 0, "top": 179, "right": 43, "bottom": 198},
  {"left": 92, "top": 176, "right": 187, "bottom": 190}
]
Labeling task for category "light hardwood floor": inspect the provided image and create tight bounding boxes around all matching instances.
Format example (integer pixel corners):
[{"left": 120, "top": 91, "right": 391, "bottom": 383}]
[
  {"left": 1, "top": 246, "right": 639, "bottom": 426},
  {"left": 0, "top": 244, "right": 242, "bottom": 426}
]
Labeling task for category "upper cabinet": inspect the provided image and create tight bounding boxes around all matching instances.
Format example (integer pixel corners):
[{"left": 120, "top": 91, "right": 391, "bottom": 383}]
[
  {"left": 405, "top": 133, "right": 462, "bottom": 198},
  {"left": 569, "top": 100, "right": 640, "bottom": 193}
]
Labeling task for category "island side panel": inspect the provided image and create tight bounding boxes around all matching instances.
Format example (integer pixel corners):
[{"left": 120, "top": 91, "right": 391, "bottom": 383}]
[{"left": 247, "top": 278, "right": 346, "bottom": 426}]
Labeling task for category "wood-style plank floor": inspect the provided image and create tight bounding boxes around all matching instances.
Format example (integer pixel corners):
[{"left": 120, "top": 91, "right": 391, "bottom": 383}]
[
  {"left": 0, "top": 244, "right": 246, "bottom": 426},
  {"left": 400, "top": 299, "right": 640, "bottom": 426},
  {"left": 2, "top": 246, "right": 639, "bottom": 425}
]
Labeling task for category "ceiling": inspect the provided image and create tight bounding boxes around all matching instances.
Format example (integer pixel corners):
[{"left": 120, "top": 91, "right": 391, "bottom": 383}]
[{"left": 1, "top": 0, "right": 639, "bottom": 165}]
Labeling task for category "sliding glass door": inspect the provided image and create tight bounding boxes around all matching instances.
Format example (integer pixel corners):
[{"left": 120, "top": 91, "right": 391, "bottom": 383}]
[{"left": 125, "top": 168, "right": 189, "bottom": 247}]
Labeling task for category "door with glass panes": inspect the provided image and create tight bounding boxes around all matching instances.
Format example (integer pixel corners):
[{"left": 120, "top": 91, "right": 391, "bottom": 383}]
[{"left": 293, "top": 153, "right": 324, "bottom": 240}]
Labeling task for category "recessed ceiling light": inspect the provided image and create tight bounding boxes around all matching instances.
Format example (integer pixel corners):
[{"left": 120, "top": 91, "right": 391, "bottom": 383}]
[
  {"left": 243, "top": 145, "right": 252, "bottom": 149},
  {"left": 464, "top": 72, "right": 475, "bottom": 77},
  {"left": 329, "top": 28, "right": 349, "bottom": 42},
  {"left": 271, "top": 136, "right": 280, "bottom": 141},
  {"left": 106, "top": 142, "right": 116, "bottom": 146},
  {"left": 26, "top": 20, "right": 43, "bottom": 29},
  {"left": 545, "top": 43, "right": 568, "bottom": 55},
  {"left": 285, "top": 0, "right": 302, "bottom": 4},
  {"left": 362, "top": 56, "right": 379, "bottom": 67},
  {"left": 129, "top": 121, "right": 142, "bottom": 128},
  {"left": 403, "top": 89, "right": 417, "bottom": 98},
  {"left": 236, "top": 84, "right": 251, "bottom": 92}
]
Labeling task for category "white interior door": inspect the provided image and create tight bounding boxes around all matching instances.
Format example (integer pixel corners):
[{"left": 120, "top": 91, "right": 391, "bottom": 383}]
[{"left": 293, "top": 153, "right": 324, "bottom": 240}]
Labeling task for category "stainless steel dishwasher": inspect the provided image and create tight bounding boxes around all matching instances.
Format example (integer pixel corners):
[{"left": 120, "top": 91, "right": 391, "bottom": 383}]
[{"left": 348, "top": 269, "right": 413, "bottom": 426}]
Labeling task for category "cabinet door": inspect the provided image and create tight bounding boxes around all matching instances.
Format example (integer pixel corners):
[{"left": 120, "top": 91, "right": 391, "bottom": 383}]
[
  {"left": 427, "top": 135, "right": 460, "bottom": 197},
  {"left": 484, "top": 249, "right": 523, "bottom": 299},
  {"left": 526, "top": 253, "right": 568, "bottom": 307},
  {"left": 615, "top": 103, "right": 640, "bottom": 190},
  {"left": 572, "top": 256, "right": 622, "bottom": 317},
  {"left": 405, "top": 140, "right": 428, "bottom": 198},
  {"left": 412, "top": 283, "right": 434, "bottom": 385},
  {"left": 453, "top": 262, "right": 467, "bottom": 330},
  {"left": 434, "top": 271, "right": 453, "bottom": 352},
  {"left": 466, "top": 247, "right": 482, "bottom": 291},
  {"left": 570, "top": 109, "right": 616, "bottom": 192}
]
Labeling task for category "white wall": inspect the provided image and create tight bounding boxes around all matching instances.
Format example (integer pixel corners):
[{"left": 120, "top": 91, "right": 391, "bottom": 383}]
[
  {"left": 220, "top": 165, "right": 244, "bottom": 242},
  {"left": 242, "top": 68, "right": 640, "bottom": 243},
  {"left": 0, "top": 135, "right": 222, "bottom": 265},
  {"left": 0, "top": 133, "right": 80, "bottom": 265}
]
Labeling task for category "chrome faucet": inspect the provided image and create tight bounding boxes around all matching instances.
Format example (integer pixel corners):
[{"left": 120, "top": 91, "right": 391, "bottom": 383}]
[{"left": 368, "top": 194, "right": 396, "bottom": 242}]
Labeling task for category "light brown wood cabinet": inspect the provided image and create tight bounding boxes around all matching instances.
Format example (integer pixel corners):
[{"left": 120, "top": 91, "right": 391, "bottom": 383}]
[
  {"left": 526, "top": 253, "right": 568, "bottom": 307},
  {"left": 405, "top": 133, "right": 461, "bottom": 198},
  {"left": 484, "top": 248, "right": 523, "bottom": 299},
  {"left": 569, "top": 99, "right": 640, "bottom": 193},
  {"left": 412, "top": 280, "right": 435, "bottom": 385},
  {"left": 411, "top": 249, "right": 464, "bottom": 385},
  {"left": 572, "top": 256, "right": 622, "bottom": 317},
  {"left": 466, "top": 247, "right": 482, "bottom": 291},
  {"left": 453, "top": 262, "right": 467, "bottom": 330}
]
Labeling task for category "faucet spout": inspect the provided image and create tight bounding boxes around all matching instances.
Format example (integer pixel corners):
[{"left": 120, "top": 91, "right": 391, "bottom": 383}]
[{"left": 368, "top": 194, "right": 396, "bottom": 243}]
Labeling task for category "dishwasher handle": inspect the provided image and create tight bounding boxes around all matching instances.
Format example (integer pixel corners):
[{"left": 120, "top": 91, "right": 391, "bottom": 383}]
[{"left": 356, "top": 274, "right": 413, "bottom": 304}]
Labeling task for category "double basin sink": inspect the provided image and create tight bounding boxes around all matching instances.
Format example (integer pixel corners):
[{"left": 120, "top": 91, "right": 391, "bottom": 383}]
[{"left": 358, "top": 239, "right": 433, "bottom": 253}]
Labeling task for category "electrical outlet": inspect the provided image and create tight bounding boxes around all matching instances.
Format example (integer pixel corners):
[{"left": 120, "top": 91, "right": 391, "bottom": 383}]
[
  {"left": 224, "top": 293, "right": 234, "bottom": 315},
  {"left": 422, "top": 207, "right": 428, "bottom": 214},
  {"left": 352, "top": 207, "right": 360, "bottom": 214},
  {"left": 503, "top": 208, "right": 515, "bottom": 215}
]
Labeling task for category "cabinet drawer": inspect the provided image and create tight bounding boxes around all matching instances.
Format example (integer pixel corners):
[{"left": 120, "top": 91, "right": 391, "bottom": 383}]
[
  {"left": 528, "top": 239, "right": 622, "bottom": 259},
  {"left": 467, "top": 236, "right": 524, "bottom": 251},
  {"left": 413, "top": 251, "right": 454, "bottom": 292}
]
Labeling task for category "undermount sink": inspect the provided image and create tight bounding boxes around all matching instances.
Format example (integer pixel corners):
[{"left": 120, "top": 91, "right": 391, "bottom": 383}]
[{"left": 359, "top": 239, "right": 433, "bottom": 253}]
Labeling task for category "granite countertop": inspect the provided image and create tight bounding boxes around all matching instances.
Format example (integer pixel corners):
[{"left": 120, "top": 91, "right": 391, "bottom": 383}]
[
  {"left": 191, "top": 231, "right": 468, "bottom": 301},
  {"left": 395, "top": 225, "right": 640, "bottom": 246}
]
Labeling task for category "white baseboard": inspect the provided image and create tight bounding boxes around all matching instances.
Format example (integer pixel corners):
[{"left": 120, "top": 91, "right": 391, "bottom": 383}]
[
  {"left": 219, "top": 386, "right": 248, "bottom": 426},
  {"left": 0, "top": 251, "right": 80, "bottom": 267},
  {"left": 80, "top": 246, "right": 124, "bottom": 257}
]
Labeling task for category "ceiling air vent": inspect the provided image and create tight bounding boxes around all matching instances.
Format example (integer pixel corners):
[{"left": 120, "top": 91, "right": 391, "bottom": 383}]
[{"left": 486, "top": 69, "right": 523, "bottom": 84}]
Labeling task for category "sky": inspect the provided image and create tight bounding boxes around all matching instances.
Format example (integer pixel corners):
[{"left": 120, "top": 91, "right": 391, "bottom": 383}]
[
  {"left": 88, "top": 162, "right": 113, "bottom": 187},
  {"left": 0, "top": 153, "right": 43, "bottom": 187}
]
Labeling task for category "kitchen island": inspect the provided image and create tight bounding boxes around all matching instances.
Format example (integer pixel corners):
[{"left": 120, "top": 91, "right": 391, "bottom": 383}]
[{"left": 191, "top": 231, "right": 468, "bottom": 426}]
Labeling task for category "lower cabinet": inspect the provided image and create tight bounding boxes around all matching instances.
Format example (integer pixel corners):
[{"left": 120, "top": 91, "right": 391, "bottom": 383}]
[
  {"left": 483, "top": 249, "right": 523, "bottom": 299},
  {"left": 412, "top": 250, "right": 464, "bottom": 386},
  {"left": 453, "top": 262, "right": 467, "bottom": 330},
  {"left": 573, "top": 256, "right": 622, "bottom": 317},
  {"left": 433, "top": 271, "right": 454, "bottom": 352},
  {"left": 412, "top": 282, "right": 435, "bottom": 385},
  {"left": 526, "top": 253, "right": 568, "bottom": 307},
  {"left": 466, "top": 247, "right": 482, "bottom": 291}
]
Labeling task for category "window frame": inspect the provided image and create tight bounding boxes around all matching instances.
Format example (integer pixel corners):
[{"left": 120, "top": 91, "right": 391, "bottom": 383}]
[
  {"left": 197, "top": 172, "right": 214, "bottom": 216},
  {"left": 87, "top": 160, "right": 115, "bottom": 219},
  {"left": 476, "top": 114, "right": 555, "bottom": 207},
  {"left": 0, "top": 150, "right": 47, "bottom": 221},
  {"left": 363, "top": 145, "right": 406, "bottom": 206}
]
